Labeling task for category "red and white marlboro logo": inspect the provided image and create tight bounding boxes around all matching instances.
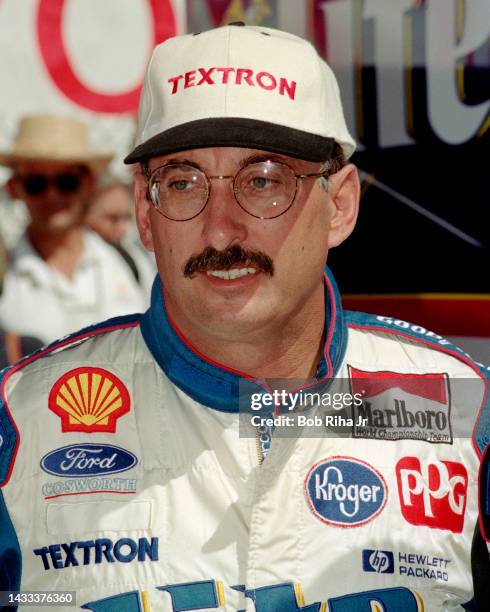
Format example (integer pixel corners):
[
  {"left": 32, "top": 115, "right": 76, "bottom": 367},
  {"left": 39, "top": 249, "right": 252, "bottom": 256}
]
[{"left": 348, "top": 367, "right": 452, "bottom": 444}]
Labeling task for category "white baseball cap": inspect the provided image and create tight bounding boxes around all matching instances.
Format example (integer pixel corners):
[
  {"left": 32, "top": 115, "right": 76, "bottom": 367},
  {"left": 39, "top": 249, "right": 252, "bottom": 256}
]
[{"left": 125, "top": 23, "right": 355, "bottom": 164}]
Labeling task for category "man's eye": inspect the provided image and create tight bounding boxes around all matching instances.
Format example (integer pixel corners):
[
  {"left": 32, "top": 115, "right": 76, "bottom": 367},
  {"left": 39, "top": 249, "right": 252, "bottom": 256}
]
[
  {"left": 169, "top": 179, "right": 194, "bottom": 191},
  {"left": 250, "top": 177, "right": 273, "bottom": 189}
]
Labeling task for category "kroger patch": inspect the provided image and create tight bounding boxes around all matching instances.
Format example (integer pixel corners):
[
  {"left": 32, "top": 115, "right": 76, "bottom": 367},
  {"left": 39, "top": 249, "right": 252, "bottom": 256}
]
[
  {"left": 41, "top": 444, "right": 137, "bottom": 477},
  {"left": 305, "top": 457, "right": 387, "bottom": 527}
]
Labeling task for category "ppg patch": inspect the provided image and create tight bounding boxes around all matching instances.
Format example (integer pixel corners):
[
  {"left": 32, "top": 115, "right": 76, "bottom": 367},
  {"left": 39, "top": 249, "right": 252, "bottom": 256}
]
[{"left": 363, "top": 549, "right": 395, "bottom": 574}]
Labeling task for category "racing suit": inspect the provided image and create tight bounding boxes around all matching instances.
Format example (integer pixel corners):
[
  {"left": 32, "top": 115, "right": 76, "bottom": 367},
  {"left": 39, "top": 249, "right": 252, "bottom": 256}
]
[{"left": 0, "top": 269, "right": 488, "bottom": 611}]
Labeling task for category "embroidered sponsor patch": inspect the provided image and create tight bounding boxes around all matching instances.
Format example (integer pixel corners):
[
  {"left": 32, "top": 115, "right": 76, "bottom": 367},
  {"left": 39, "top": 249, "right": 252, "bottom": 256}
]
[
  {"left": 48, "top": 367, "right": 130, "bottom": 433},
  {"left": 305, "top": 456, "right": 387, "bottom": 527},
  {"left": 42, "top": 477, "right": 137, "bottom": 499},
  {"left": 396, "top": 457, "right": 468, "bottom": 533},
  {"left": 362, "top": 549, "right": 452, "bottom": 582},
  {"left": 349, "top": 367, "right": 452, "bottom": 444},
  {"left": 33, "top": 537, "right": 158, "bottom": 570},
  {"left": 363, "top": 549, "right": 394, "bottom": 574},
  {"left": 41, "top": 443, "right": 137, "bottom": 477}
]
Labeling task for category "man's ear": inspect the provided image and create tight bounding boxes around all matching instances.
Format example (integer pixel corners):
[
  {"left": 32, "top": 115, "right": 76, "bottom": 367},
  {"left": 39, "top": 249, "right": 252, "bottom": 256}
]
[
  {"left": 133, "top": 168, "right": 155, "bottom": 253},
  {"left": 326, "top": 164, "right": 360, "bottom": 249}
]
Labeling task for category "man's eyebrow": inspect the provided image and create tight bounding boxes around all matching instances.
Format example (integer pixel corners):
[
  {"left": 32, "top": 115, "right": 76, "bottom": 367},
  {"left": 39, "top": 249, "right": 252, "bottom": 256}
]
[
  {"left": 239, "top": 153, "right": 292, "bottom": 167},
  {"left": 151, "top": 158, "right": 202, "bottom": 171},
  {"left": 150, "top": 153, "right": 298, "bottom": 173}
]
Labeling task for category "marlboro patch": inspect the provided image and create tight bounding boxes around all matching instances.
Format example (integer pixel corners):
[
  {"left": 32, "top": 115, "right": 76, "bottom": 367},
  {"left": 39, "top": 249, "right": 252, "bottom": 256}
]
[{"left": 348, "top": 367, "right": 452, "bottom": 444}]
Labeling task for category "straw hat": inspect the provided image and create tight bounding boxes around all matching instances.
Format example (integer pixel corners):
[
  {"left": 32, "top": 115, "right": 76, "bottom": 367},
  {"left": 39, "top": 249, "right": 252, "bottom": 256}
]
[{"left": 0, "top": 115, "right": 114, "bottom": 171}]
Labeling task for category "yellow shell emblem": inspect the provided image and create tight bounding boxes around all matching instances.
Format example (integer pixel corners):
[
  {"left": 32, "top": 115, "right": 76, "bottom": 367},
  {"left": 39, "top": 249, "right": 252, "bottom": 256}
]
[{"left": 49, "top": 367, "right": 130, "bottom": 433}]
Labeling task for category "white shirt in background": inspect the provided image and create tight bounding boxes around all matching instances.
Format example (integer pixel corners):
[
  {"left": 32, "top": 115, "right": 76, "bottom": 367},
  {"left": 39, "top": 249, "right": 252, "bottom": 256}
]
[{"left": 0, "top": 230, "right": 150, "bottom": 344}]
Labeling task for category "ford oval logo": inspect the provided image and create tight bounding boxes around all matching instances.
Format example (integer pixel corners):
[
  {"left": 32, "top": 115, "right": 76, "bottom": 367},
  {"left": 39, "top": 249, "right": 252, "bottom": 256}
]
[
  {"left": 41, "top": 444, "right": 137, "bottom": 477},
  {"left": 305, "top": 456, "right": 387, "bottom": 527}
]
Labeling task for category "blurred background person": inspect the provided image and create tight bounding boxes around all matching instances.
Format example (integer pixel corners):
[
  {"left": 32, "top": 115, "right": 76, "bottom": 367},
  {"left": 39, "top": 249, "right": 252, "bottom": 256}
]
[
  {"left": 85, "top": 177, "right": 133, "bottom": 244},
  {"left": 85, "top": 173, "right": 156, "bottom": 298},
  {"left": 0, "top": 229, "right": 38, "bottom": 366},
  {"left": 0, "top": 114, "right": 149, "bottom": 350}
]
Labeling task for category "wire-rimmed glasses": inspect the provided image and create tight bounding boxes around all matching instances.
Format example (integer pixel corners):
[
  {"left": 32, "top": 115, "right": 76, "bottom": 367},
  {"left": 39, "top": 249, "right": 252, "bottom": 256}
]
[{"left": 146, "top": 160, "right": 328, "bottom": 221}]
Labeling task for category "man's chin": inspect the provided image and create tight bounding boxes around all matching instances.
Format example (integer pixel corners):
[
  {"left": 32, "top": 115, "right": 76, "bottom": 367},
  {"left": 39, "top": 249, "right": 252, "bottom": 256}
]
[
  {"left": 40, "top": 212, "right": 80, "bottom": 232},
  {"left": 193, "top": 300, "right": 278, "bottom": 338}
]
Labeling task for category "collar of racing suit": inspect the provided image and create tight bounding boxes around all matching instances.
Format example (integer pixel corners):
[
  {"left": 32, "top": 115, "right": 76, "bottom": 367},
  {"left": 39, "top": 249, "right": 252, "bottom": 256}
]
[{"left": 140, "top": 267, "right": 348, "bottom": 412}]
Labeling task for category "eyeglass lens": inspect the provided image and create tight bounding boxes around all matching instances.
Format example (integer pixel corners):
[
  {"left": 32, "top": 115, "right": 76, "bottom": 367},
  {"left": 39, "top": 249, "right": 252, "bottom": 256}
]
[
  {"left": 21, "top": 172, "right": 83, "bottom": 196},
  {"left": 149, "top": 161, "right": 297, "bottom": 220}
]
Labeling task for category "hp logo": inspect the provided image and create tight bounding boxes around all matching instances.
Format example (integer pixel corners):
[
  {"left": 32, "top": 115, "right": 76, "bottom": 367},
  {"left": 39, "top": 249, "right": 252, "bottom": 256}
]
[{"left": 362, "top": 549, "right": 395, "bottom": 574}]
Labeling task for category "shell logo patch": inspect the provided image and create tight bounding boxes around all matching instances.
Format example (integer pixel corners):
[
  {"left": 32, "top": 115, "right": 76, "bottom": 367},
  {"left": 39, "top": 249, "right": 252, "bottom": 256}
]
[{"left": 48, "top": 367, "right": 130, "bottom": 433}]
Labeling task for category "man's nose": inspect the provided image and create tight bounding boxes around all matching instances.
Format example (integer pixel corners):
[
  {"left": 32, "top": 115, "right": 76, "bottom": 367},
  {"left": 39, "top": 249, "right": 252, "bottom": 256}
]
[
  {"left": 200, "top": 178, "right": 249, "bottom": 250},
  {"left": 39, "top": 190, "right": 65, "bottom": 205},
  {"left": 44, "top": 181, "right": 68, "bottom": 200}
]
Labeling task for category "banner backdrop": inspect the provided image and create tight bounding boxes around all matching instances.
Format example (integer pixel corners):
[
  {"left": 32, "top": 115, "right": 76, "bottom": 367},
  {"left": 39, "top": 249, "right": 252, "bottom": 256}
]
[
  {"left": 188, "top": 0, "right": 490, "bottom": 353},
  {"left": 0, "top": 0, "right": 185, "bottom": 174}
]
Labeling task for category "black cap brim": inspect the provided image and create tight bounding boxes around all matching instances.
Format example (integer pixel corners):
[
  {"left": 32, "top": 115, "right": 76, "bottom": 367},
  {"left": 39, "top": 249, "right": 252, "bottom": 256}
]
[{"left": 124, "top": 117, "right": 335, "bottom": 164}]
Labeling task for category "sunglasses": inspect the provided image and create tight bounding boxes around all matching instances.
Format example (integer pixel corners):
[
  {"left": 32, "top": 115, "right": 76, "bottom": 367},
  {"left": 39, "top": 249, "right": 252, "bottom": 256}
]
[{"left": 19, "top": 172, "right": 84, "bottom": 196}]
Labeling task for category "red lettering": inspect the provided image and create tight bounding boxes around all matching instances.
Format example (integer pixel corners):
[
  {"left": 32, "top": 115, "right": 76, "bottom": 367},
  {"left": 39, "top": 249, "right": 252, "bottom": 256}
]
[
  {"left": 168, "top": 75, "right": 183, "bottom": 94},
  {"left": 216, "top": 67, "right": 235, "bottom": 84},
  {"left": 197, "top": 67, "right": 216, "bottom": 85},
  {"left": 256, "top": 71, "right": 277, "bottom": 91},
  {"left": 184, "top": 70, "right": 196, "bottom": 89},
  {"left": 279, "top": 78, "right": 297, "bottom": 100},
  {"left": 37, "top": 0, "right": 176, "bottom": 114},
  {"left": 396, "top": 457, "right": 468, "bottom": 533},
  {"left": 236, "top": 68, "right": 255, "bottom": 86},
  {"left": 166, "top": 66, "right": 294, "bottom": 98}
]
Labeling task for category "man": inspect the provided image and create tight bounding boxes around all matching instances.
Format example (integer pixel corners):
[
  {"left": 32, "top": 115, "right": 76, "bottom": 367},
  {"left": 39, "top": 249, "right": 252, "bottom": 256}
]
[
  {"left": 85, "top": 178, "right": 134, "bottom": 246},
  {"left": 0, "top": 115, "right": 148, "bottom": 346},
  {"left": 0, "top": 25, "right": 488, "bottom": 611},
  {"left": 85, "top": 175, "right": 156, "bottom": 298}
]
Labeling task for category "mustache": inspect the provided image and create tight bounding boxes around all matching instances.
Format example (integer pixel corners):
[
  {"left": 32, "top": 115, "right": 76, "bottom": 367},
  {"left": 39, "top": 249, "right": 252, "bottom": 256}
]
[{"left": 183, "top": 245, "right": 274, "bottom": 278}]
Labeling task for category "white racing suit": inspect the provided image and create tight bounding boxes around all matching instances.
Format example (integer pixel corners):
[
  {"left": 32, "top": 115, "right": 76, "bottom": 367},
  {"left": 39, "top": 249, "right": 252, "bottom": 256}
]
[{"left": 0, "top": 269, "right": 489, "bottom": 611}]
